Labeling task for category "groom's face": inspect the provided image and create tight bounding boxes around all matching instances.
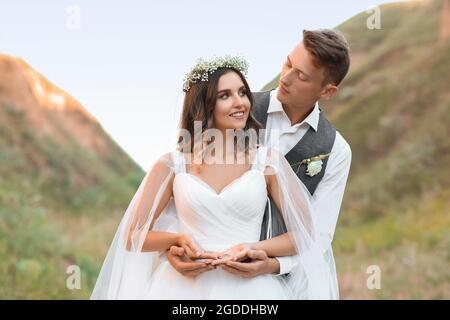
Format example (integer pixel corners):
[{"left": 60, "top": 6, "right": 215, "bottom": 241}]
[{"left": 277, "top": 43, "right": 333, "bottom": 109}]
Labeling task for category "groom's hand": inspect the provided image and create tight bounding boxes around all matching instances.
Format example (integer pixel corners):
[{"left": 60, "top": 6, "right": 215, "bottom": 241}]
[
  {"left": 166, "top": 245, "right": 219, "bottom": 278},
  {"left": 218, "top": 249, "right": 280, "bottom": 278}
]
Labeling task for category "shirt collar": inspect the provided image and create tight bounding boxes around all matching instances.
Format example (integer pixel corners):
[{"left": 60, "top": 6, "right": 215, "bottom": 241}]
[{"left": 268, "top": 88, "right": 320, "bottom": 132}]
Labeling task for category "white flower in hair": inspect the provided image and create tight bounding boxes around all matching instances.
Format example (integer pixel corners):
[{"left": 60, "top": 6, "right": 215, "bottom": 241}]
[{"left": 183, "top": 55, "right": 249, "bottom": 92}]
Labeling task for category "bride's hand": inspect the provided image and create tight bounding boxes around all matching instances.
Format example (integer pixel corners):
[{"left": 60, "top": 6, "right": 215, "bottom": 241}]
[
  {"left": 176, "top": 233, "right": 205, "bottom": 259},
  {"left": 211, "top": 243, "right": 254, "bottom": 266}
]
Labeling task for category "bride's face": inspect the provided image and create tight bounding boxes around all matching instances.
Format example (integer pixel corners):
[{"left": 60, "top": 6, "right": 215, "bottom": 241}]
[{"left": 213, "top": 71, "right": 251, "bottom": 132}]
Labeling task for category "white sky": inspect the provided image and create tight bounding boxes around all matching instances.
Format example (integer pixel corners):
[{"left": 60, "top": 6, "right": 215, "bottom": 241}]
[{"left": 0, "top": 0, "right": 404, "bottom": 169}]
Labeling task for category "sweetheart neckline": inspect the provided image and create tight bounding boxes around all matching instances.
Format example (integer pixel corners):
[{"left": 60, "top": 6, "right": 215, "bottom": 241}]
[{"left": 177, "top": 169, "right": 263, "bottom": 196}]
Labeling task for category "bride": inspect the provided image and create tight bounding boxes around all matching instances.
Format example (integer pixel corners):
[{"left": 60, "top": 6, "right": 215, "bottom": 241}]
[{"left": 91, "top": 56, "right": 336, "bottom": 300}]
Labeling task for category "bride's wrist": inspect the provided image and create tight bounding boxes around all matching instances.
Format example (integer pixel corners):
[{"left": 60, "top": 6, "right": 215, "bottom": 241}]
[{"left": 173, "top": 233, "right": 185, "bottom": 247}]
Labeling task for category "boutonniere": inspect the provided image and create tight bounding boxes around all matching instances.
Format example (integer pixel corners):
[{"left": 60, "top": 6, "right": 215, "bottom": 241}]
[{"left": 291, "top": 153, "right": 331, "bottom": 177}]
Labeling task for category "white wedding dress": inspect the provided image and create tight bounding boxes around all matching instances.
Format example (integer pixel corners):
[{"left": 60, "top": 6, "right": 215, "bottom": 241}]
[
  {"left": 91, "top": 146, "right": 338, "bottom": 300},
  {"left": 145, "top": 149, "right": 288, "bottom": 299}
]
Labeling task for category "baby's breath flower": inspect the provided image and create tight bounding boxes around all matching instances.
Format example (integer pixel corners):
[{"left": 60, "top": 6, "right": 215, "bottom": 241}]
[{"left": 183, "top": 55, "right": 249, "bottom": 92}]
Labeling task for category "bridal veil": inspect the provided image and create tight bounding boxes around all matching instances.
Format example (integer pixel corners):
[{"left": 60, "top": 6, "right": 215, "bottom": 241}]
[{"left": 90, "top": 147, "right": 338, "bottom": 299}]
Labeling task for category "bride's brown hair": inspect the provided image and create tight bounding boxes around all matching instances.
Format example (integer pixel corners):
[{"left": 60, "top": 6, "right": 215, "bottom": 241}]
[{"left": 177, "top": 68, "right": 262, "bottom": 153}]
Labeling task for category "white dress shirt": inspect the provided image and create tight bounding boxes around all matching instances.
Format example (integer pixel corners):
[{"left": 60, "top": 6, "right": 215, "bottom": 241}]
[{"left": 264, "top": 88, "right": 352, "bottom": 275}]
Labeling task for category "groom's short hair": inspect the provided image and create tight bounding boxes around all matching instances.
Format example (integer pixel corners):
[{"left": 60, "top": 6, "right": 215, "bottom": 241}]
[{"left": 302, "top": 29, "right": 350, "bottom": 86}]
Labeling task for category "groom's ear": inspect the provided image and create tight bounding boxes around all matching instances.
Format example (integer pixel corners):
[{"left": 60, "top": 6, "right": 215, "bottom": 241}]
[{"left": 319, "top": 84, "right": 338, "bottom": 100}]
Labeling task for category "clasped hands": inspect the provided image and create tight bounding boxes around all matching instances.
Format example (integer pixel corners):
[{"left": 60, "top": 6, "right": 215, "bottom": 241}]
[
  {"left": 178, "top": 233, "right": 256, "bottom": 263},
  {"left": 165, "top": 233, "right": 279, "bottom": 278}
]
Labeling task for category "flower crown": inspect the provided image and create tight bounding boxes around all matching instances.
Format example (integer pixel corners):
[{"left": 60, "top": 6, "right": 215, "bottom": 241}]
[{"left": 182, "top": 55, "right": 249, "bottom": 92}]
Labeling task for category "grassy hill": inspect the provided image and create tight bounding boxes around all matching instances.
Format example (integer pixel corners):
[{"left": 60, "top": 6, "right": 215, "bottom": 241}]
[
  {"left": 264, "top": 0, "right": 450, "bottom": 299},
  {"left": 0, "top": 55, "right": 144, "bottom": 298}
]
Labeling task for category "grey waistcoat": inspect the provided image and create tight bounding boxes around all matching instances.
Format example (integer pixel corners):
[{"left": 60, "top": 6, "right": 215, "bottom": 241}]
[{"left": 251, "top": 91, "right": 337, "bottom": 240}]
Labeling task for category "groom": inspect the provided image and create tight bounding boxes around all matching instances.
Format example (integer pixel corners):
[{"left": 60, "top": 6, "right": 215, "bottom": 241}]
[{"left": 166, "top": 29, "right": 352, "bottom": 286}]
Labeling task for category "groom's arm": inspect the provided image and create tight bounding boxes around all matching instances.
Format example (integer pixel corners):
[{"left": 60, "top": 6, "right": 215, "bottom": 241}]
[{"left": 274, "top": 134, "right": 352, "bottom": 275}]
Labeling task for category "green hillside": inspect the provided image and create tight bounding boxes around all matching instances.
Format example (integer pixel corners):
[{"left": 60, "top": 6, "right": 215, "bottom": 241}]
[{"left": 0, "top": 56, "right": 145, "bottom": 298}]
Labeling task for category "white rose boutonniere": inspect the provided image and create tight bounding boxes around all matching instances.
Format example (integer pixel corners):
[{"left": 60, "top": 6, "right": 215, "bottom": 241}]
[
  {"left": 306, "top": 160, "right": 323, "bottom": 177},
  {"left": 291, "top": 153, "right": 332, "bottom": 177}
]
